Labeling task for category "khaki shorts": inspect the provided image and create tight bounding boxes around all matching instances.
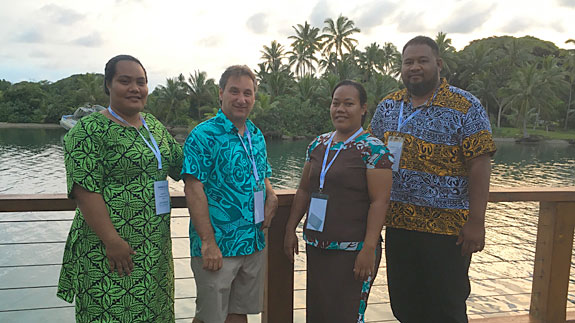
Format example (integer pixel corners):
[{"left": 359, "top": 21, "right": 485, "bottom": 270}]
[{"left": 191, "top": 250, "right": 265, "bottom": 323}]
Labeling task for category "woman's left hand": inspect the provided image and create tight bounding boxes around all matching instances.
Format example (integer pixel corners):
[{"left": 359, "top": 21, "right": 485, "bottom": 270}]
[{"left": 353, "top": 247, "right": 375, "bottom": 281}]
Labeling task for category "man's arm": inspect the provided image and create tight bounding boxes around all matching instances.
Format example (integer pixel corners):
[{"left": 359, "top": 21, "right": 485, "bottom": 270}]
[
  {"left": 457, "top": 154, "right": 491, "bottom": 255},
  {"left": 184, "top": 174, "right": 222, "bottom": 271},
  {"left": 261, "top": 178, "right": 278, "bottom": 230}
]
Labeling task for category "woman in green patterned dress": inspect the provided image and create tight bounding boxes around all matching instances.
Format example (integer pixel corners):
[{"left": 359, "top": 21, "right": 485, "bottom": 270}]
[{"left": 57, "top": 55, "right": 183, "bottom": 322}]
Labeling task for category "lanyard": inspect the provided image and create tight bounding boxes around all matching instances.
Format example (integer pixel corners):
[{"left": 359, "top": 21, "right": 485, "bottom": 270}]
[
  {"left": 108, "top": 107, "right": 163, "bottom": 170},
  {"left": 319, "top": 127, "right": 364, "bottom": 191},
  {"left": 237, "top": 128, "right": 260, "bottom": 184},
  {"left": 397, "top": 87, "right": 440, "bottom": 132}
]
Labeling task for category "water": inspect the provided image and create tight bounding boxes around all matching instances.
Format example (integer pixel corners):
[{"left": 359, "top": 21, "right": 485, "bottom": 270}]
[{"left": 1, "top": 127, "right": 575, "bottom": 322}]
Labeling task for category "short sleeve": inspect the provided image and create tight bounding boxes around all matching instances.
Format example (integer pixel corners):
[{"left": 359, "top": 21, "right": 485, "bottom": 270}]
[
  {"left": 181, "top": 128, "right": 213, "bottom": 183},
  {"left": 461, "top": 98, "right": 497, "bottom": 160},
  {"left": 361, "top": 136, "right": 394, "bottom": 169},
  {"left": 63, "top": 118, "right": 105, "bottom": 198},
  {"left": 305, "top": 136, "right": 321, "bottom": 162}
]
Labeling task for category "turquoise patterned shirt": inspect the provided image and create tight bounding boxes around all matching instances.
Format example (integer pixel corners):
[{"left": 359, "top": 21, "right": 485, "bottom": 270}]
[{"left": 182, "top": 110, "right": 272, "bottom": 257}]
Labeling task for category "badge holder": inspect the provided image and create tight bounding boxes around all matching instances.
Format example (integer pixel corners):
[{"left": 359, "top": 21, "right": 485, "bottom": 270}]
[
  {"left": 254, "top": 183, "right": 265, "bottom": 224},
  {"left": 306, "top": 192, "right": 328, "bottom": 232},
  {"left": 387, "top": 136, "right": 404, "bottom": 172},
  {"left": 154, "top": 180, "right": 170, "bottom": 215}
]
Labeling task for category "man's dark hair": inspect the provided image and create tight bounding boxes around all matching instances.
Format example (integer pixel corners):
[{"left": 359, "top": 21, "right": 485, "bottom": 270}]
[
  {"left": 331, "top": 79, "right": 368, "bottom": 125},
  {"left": 104, "top": 54, "right": 147, "bottom": 96},
  {"left": 402, "top": 36, "right": 440, "bottom": 57},
  {"left": 219, "top": 65, "right": 258, "bottom": 92}
]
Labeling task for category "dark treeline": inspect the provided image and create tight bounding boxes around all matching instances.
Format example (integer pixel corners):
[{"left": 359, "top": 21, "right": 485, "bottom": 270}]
[{"left": 1, "top": 16, "right": 574, "bottom": 138}]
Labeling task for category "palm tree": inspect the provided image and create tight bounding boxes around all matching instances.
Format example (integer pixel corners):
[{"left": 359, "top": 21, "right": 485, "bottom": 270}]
[
  {"left": 77, "top": 73, "right": 102, "bottom": 106},
  {"left": 261, "top": 41, "right": 286, "bottom": 73},
  {"left": 321, "top": 15, "right": 360, "bottom": 62},
  {"left": 186, "top": 70, "right": 219, "bottom": 120},
  {"left": 287, "top": 42, "right": 317, "bottom": 78},
  {"left": 564, "top": 53, "right": 575, "bottom": 129},
  {"left": 435, "top": 32, "right": 457, "bottom": 79},
  {"left": 154, "top": 76, "right": 188, "bottom": 125},
  {"left": 502, "top": 60, "right": 563, "bottom": 137},
  {"left": 358, "top": 43, "right": 383, "bottom": 82},
  {"left": 288, "top": 22, "right": 322, "bottom": 76},
  {"left": 380, "top": 43, "right": 401, "bottom": 76}
]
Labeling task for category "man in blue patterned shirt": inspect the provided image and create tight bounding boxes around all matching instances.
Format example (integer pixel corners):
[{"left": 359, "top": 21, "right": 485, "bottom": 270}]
[
  {"left": 369, "top": 36, "right": 496, "bottom": 322},
  {"left": 182, "top": 65, "right": 278, "bottom": 323}
]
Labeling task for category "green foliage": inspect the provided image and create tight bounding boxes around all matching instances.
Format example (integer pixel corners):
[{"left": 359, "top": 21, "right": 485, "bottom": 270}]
[{"left": 2, "top": 20, "right": 574, "bottom": 138}]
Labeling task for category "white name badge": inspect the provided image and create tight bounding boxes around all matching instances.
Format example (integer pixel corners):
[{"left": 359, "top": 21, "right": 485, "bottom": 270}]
[
  {"left": 306, "top": 193, "right": 328, "bottom": 232},
  {"left": 387, "top": 136, "right": 405, "bottom": 172},
  {"left": 254, "top": 189, "right": 265, "bottom": 224},
  {"left": 154, "top": 180, "right": 171, "bottom": 215}
]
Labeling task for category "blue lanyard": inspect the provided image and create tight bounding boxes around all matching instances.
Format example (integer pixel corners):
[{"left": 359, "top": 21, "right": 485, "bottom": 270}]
[
  {"left": 237, "top": 128, "right": 260, "bottom": 184},
  {"left": 397, "top": 88, "right": 440, "bottom": 132},
  {"left": 319, "top": 127, "right": 364, "bottom": 191},
  {"left": 107, "top": 107, "right": 163, "bottom": 170}
]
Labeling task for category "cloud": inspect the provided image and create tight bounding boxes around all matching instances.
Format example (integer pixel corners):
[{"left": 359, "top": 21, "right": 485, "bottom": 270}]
[
  {"left": 14, "top": 30, "right": 45, "bottom": 43},
  {"left": 198, "top": 36, "right": 223, "bottom": 48},
  {"left": 72, "top": 32, "right": 103, "bottom": 47},
  {"left": 246, "top": 13, "right": 268, "bottom": 34},
  {"left": 440, "top": 2, "right": 497, "bottom": 34},
  {"left": 41, "top": 4, "right": 84, "bottom": 25},
  {"left": 499, "top": 18, "right": 532, "bottom": 33},
  {"left": 310, "top": 0, "right": 336, "bottom": 27},
  {"left": 557, "top": 0, "right": 575, "bottom": 7},
  {"left": 29, "top": 50, "right": 50, "bottom": 58},
  {"left": 354, "top": 1, "right": 399, "bottom": 32},
  {"left": 393, "top": 10, "right": 430, "bottom": 33}
]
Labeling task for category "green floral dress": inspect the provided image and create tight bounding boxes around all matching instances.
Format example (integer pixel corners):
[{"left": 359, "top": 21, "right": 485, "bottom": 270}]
[{"left": 57, "top": 112, "right": 183, "bottom": 322}]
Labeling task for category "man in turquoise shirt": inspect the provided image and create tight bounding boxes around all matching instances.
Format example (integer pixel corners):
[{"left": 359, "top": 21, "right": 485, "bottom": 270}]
[{"left": 182, "top": 65, "right": 278, "bottom": 323}]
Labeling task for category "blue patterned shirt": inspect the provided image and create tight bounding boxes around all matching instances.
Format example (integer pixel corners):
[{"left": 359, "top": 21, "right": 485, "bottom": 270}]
[
  {"left": 182, "top": 110, "right": 272, "bottom": 257},
  {"left": 369, "top": 79, "right": 496, "bottom": 236}
]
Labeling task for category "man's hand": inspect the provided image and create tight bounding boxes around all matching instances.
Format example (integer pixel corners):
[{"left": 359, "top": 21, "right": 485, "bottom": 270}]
[
  {"left": 456, "top": 218, "right": 485, "bottom": 255},
  {"left": 104, "top": 236, "right": 136, "bottom": 277},
  {"left": 283, "top": 231, "right": 299, "bottom": 263},
  {"left": 354, "top": 247, "right": 376, "bottom": 281},
  {"left": 201, "top": 239, "right": 223, "bottom": 271},
  {"left": 261, "top": 180, "right": 278, "bottom": 230}
]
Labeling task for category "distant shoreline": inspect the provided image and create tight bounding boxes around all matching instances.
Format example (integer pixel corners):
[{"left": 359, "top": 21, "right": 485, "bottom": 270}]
[
  {"left": 0, "top": 122, "right": 572, "bottom": 144},
  {"left": 0, "top": 122, "right": 61, "bottom": 129}
]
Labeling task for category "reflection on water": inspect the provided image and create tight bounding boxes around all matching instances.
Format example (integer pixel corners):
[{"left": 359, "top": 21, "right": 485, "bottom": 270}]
[{"left": 1, "top": 128, "right": 575, "bottom": 321}]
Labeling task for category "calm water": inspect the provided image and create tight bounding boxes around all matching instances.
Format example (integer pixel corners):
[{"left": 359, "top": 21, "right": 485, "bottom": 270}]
[{"left": 1, "top": 127, "right": 575, "bottom": 322}]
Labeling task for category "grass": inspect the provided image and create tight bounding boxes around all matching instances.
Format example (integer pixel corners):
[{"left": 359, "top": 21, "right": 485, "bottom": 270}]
[{"left": 492, "top": 127, "right": 575, "bottom": 140}]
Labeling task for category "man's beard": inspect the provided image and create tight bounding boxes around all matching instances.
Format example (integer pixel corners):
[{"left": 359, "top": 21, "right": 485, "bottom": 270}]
[{"left": 404, "top": 77, "right": 439, "bottom": 97}]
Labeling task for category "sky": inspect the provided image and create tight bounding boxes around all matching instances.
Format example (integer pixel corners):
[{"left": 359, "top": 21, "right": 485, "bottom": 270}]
[{"left": 0, "top": 0, "right": 574, "bottom": 90}]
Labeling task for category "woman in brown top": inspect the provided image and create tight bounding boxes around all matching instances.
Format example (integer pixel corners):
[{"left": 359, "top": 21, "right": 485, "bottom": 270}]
[{"left": 284, "top": 80, "right": 394, "bottom": 322}]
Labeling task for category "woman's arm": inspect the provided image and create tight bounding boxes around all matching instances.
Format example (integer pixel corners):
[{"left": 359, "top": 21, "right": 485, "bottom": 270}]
[
  {"left": 283, "top": 162, "right": 312, "bottom": 263},
  {"left": 353, "top": 168, "right": 392, "bottom": 281},
  {"left": 72, "top": 184, "right": 135, "bottom": 276}
]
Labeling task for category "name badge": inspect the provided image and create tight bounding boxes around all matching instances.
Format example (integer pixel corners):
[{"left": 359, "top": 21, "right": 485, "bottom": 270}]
[
  {"left": 387, "top": 136, "right": 404, "bottom": 172},
  {"left": 306, "top": 192, "right": 328, "bottom": 232},
  {"left": 254, "top": 188, "right": 265, "bottom": 224},
  {"left": 154, "top": 180, "right": 170, "bottom": 215}
]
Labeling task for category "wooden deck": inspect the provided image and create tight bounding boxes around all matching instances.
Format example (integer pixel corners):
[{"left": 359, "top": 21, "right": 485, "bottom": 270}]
[{"left": 1, "top": 187, "right": 575, "bottom": 322}]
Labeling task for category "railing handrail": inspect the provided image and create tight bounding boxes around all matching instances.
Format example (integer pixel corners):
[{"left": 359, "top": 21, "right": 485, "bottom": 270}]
[{"left": 1, "top": 187, "right": 574, "bottom": 213}]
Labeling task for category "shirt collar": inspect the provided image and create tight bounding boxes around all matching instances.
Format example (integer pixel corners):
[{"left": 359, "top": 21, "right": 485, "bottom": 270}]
[
  {"left": 402, "top": 77, "right": 448, "bottom": 104},
  {"left": 216, "top": 109, "right": 255, "bottom": 135}
]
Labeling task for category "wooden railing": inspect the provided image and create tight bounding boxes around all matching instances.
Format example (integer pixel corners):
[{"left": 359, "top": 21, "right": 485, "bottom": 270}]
[{"left": 1, "top": 187, "right": 575, "bottom": 322}]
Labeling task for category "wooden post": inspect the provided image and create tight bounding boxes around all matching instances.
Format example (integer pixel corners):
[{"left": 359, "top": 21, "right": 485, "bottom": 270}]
[
  {"left": 530, "top": 202, "right": 575, "bottom": 322},
  {"left": 263, "top": 193, "right": 295, "bottom": 323}
]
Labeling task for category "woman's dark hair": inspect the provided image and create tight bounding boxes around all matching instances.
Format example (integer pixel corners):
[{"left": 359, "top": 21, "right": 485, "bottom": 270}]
[
  {"left": 104, "top": 55, "right": 147, "bottom": 96},
  {"left": 331, "top": 79, "right": 368, "bottom": 125}
]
